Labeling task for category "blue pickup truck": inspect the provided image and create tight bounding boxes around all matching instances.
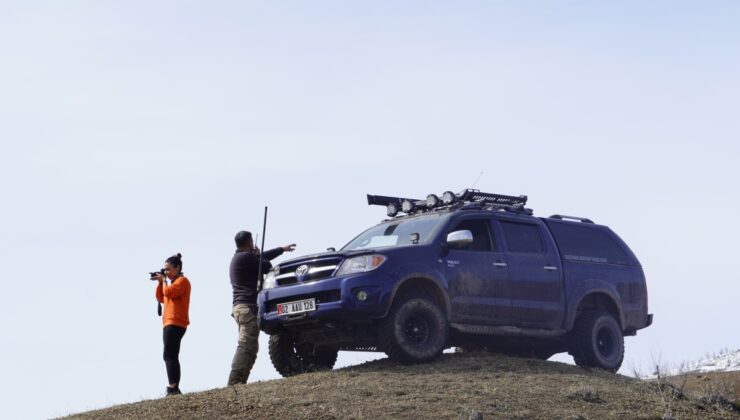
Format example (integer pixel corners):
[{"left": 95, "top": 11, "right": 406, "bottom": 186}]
[{"left": 258, "top": 190, "right": 652, "bottom": 376}]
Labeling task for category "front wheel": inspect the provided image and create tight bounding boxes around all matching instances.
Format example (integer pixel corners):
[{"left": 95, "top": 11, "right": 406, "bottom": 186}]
[
  {"left": 268, "top": 334, "right": 338, "bottom": 377},
  {"left": 569, "top": 310, "right": 624, "bottom": 372},
  {"left": 379, "top": 296, "right": 448, "bottom": 364}
]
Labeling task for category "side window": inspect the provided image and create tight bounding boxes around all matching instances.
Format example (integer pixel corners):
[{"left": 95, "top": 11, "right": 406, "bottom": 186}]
[
  {"left": 500, "top": 221, "right": 544, "bottom": 253},
  {"left": 546, "top": 222, "right": 631, "bottom": 265},
  {"left": 449, "top": 219, "right": 493, "bottom": 252}
]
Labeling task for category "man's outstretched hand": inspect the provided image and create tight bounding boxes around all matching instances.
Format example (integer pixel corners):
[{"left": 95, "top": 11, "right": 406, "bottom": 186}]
[{"left": 283, "top": 244, "right": 297, "bottom": 252}]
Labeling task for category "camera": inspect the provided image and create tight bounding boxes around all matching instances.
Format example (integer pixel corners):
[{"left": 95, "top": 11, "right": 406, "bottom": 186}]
[{"left": 149, "top": 268, "right": 165, "bottom": 279}]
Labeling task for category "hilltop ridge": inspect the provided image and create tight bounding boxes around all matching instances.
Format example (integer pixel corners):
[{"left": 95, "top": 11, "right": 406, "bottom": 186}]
[
  {"left": 65, "top": 353, "right": 738, "bottom": 419},
  {"left": 679, "top": 349, "right": 740, "bottom": 375}
]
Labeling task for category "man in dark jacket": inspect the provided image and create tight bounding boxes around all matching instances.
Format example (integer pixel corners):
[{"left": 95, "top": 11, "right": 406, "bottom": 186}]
[{"left": 228, "top": 230, "right": 296, "bottom": 385}]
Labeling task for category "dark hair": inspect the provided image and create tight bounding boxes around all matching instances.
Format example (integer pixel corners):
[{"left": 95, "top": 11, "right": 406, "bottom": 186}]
[
  {"left": 235, "top": 231, "right": 253, "bottom": 248},
  {"left": 165, "top": 253, "right": 183, "bottom": 271}
]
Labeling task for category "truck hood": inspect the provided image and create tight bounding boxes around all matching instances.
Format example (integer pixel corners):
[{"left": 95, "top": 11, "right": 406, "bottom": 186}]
[{"left": 276, "top": 248, "right": 377, "bottom": 267}]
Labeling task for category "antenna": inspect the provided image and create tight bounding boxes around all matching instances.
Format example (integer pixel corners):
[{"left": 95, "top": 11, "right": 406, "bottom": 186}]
[{"left": 471, "top": 171, "right": 484, "bottom": 189}]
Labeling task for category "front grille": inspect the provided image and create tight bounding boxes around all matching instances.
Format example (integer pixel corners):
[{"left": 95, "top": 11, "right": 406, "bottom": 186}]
[
  {"left": 275, "top": 257, "right": 343, "bottom": 286},
  {"left": 266, "top": 290, "right": 342, "bottom": 313}
]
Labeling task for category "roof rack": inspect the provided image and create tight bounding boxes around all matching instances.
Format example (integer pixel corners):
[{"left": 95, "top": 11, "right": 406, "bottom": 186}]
[
  {"left": 458, "top": 189, "right": 527, "bottom": 207},
  {"left": 366, "top": 194, "right": 421, "bottom": 207},
  {"left": 367, "top": 189, "right": 532, "bottom": 217},
  {"left": 465, "top": 201, "right": 534, "bottom": 215},
  {"left": 549, "top": 214, "right": 594, "bottom": 224}
]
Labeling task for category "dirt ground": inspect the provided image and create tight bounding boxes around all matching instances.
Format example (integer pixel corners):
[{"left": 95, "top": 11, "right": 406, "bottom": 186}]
[{"left": 65, "top": 353, "right": 739, "bottom": 419}]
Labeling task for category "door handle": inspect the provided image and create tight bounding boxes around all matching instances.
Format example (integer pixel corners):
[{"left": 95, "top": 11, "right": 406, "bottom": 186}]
[
  {"left": 493, "top": 262, "right": 508, "bottom": 268},
  {"left": 544, "top": 265, "right": 558, "bottom": 271}
]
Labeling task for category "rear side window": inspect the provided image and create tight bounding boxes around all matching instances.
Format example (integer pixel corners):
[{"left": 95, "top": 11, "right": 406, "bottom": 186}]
[
  {"left": 546, "top": 222, "right": 631, "bottom": 265},
  {"left": 500, "top": 221, "right": 544, "bottom": 253}
]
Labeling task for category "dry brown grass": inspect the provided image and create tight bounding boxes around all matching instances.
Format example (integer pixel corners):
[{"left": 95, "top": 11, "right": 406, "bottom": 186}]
[
  {"left": 65, "top": 353, "right": 740, "bottom": 419},
  {"left": 668, "top": 371, "right": 740, "bottom": 412}
]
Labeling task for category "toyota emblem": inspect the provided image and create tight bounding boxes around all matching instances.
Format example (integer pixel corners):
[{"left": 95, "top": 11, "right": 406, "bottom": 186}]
[{"left": 295, "top": 264, "right": 309, "bottom": 277}]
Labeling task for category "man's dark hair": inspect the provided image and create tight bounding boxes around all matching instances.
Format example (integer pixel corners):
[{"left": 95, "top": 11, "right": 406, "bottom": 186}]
[
  {"left": 235, "top": 231, "right": 253, "bottom": 248},
  {"left": 166, "top": 253, "right": 183, "bottom": 270}
]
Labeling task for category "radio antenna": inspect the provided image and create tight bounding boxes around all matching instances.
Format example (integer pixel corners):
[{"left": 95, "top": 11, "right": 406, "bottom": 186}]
[{"left": 471, "top": 171, "right": 484, "bottom": 189}]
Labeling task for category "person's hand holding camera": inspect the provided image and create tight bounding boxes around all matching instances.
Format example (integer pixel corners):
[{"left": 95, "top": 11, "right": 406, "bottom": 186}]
[{"left": 149, "top": 269, "right": 166, "bottom": 282}]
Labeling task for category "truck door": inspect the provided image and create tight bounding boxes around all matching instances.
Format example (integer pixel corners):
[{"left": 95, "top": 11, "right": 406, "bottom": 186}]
[
  {"left": 445, "top": 217, "right": 510, "bottom": 325},
  {"left": 495, "top": 217, "right": 565, "bottom": 330}
]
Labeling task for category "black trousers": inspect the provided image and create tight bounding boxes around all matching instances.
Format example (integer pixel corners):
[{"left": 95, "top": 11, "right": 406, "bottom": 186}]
[{"left": 163, "top": 325, "right": 186, "bottom": 386}]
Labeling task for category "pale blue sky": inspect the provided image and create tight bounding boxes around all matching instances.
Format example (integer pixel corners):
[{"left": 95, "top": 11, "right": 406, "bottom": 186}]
[{"left": 1, "top": 1, "right": 739, "bottom": 418}]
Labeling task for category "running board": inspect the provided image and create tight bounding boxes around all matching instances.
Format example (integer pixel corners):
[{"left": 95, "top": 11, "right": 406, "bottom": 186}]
[
  {"left": 450, "top": 323, "right": 566, "bottom": 338},
  {"left": 339, "top": 346, "right": 378, "bottom": 352}
]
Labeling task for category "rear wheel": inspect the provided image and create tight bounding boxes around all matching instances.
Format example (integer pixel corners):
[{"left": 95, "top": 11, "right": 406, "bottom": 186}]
[
  {"left": 569, "top": 310, "right": 624, "bottom": 372},
  {"left": 379, "top": 296, "right": 448, "bottom": 364},
  {"left": 268, "top": 334, "right": 338, "bottom": 377}
]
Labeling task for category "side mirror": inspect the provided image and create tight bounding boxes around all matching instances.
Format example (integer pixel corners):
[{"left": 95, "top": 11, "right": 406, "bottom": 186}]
[
  {"left": 327, "top": 247, "right": 336, "bottom": 252},
  {"left": 446, "top": 230, "right": 473, "bottom": 247}
]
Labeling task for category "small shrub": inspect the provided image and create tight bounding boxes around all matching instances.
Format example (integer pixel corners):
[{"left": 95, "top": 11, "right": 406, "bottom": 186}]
[
  {"left": 458, "top": 407, "right": 483, "bottom": 420},
  {"left": 698, "top": 379, "right": 739, "bottom": 412},
  {"left": 568, "top": 384, "right": 605, "bottom": 404}
]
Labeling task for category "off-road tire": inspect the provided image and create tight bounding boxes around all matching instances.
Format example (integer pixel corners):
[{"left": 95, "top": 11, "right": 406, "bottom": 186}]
[
  {"left": 379, "top": 296, "right": 448, "bottom": 364},
  {"left": 569, "top": 310, "right": 624, "bottom": 372},
  {"left": 268, "top": 334, "right": 338, "bottom": 377}
]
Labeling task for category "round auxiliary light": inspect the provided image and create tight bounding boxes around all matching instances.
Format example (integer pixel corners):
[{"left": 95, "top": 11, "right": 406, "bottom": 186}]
[
  {"left": 441, "top": 191, "right": 457, "bottom": 205},
  {"left": 401, "top": 200, "right": 415, "bottom": 213},
  {"left": 355, "top": 290, "right": 368, "bottom": 301},
  {"left": 426, "top": 194, "right": 440, "bottom": 208},
  {"left": 387, "top": 203, "right": 399, "bottom": 217}
]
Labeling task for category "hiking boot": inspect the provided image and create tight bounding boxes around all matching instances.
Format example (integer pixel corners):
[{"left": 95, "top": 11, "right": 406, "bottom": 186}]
[{"left": 166, "top": 386, "right": 181, "bottom": 396}]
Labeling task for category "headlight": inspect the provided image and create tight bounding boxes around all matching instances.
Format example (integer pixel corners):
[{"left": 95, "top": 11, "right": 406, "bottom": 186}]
[
  {"left": 262, "top": 269, "right": 278, "bottom": 289},
  {"left": 336, "top": 255, "right": 387, "bottom": 276}
]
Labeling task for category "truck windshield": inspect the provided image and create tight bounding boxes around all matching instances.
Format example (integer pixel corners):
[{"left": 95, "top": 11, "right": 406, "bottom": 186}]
[{"left": 341, "top": 213, "right": 450, "bottom": 251}]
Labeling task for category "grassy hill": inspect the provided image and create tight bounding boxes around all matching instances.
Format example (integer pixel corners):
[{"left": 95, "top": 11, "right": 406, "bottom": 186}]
[
  {"left": 666, "top": 370, "right": 739, "bottom": 412},
  {"left": 65, "top": 353, "right": 739, "bottom": 419}
]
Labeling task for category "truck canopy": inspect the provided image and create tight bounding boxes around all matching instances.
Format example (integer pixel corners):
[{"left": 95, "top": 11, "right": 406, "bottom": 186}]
[{"left": 542, "top": 219, "right": 640, "bottom": 267}]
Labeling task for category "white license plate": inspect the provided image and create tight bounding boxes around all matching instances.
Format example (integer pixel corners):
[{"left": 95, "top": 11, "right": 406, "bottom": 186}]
[{"left": 277, "top": 298, "right": 316, "bottom": 315}]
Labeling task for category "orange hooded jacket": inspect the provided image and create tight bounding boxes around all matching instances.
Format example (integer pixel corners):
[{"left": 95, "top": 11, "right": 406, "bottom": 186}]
[{"left": 156, "top": 276, "right": 191, "bottom": 328}]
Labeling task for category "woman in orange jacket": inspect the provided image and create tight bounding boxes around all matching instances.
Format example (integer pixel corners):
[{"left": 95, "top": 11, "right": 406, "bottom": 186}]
[{"left": 152, "top": 253, "right": 191, "bottom": 396}]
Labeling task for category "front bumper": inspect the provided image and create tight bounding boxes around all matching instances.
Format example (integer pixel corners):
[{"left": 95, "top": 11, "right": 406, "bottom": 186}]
[{"left": 257, "top": 271, "right": 394, "bottom": 334}]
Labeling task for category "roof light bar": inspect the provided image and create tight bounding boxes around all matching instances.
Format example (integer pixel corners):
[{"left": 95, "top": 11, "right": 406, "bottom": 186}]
[
  {"left": 401, "top": 200, "right": 416, "bottom": 213},
  {"left": 426, "top": 194, "right": 440, "bottom": 208},
  {"left": 367, "top": 189, "right": 530, "bottom": 215},
  {"left": 441, "top": 191, "right": 457, "bottom": 205}
]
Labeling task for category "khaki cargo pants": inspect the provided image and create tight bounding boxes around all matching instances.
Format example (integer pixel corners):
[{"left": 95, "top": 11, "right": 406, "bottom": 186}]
[{"left": 228, "top": 303, "right": 260, "bottom": 385}]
